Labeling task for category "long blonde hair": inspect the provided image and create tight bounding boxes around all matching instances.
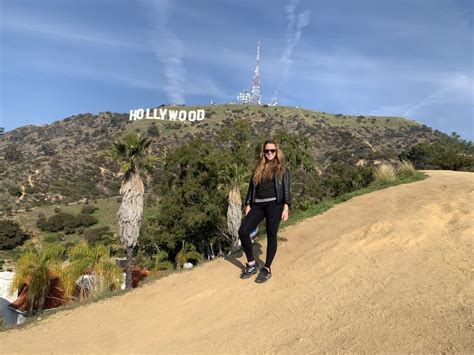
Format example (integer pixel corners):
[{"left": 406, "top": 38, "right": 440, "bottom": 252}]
[{"left": 252, "top": 139, "right": 286, "bottom": 185}]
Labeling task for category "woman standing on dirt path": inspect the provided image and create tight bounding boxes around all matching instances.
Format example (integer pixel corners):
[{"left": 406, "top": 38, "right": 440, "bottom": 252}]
[{"left": 238, "top": 139, "right": 291, "bottom": 283}]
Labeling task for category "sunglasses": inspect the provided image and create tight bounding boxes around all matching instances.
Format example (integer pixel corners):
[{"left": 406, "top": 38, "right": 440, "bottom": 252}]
[{"left": 264, "top": 149, "right": 276, "bottom": 154}]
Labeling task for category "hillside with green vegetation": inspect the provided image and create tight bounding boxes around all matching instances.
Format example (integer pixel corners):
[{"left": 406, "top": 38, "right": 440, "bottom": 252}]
[
  {"left": 0, "top": 104, "right": 472, "bottom": 264},
  {"left": 0, "top": 104, "right": 441, "bottom": 211}
]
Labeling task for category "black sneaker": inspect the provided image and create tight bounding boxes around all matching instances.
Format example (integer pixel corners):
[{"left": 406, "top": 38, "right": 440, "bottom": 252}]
[
  {"left": 240, "top": 262, "right": 258, "bottom": 279},
  {"left": 255, "top": 267, "right": 272, "bottom": 283}
]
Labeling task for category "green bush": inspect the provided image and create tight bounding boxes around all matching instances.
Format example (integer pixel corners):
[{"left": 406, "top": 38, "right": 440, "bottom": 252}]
[
  {"left": 0, "top": 220, "right": 30, "bottom": 250},
  {"left": 81, "top": 205, "right": 99, "bottom": 214},
  {"left": 323, "top": 162, "right": 373, "bottom": 197},
  {"left": 400, "top": 133, "right": 474, "bottom": 171},
  {"left": 83, "top": 226, "right": 114, "bottom": 246},
  {"left": 75, "top": 213, "right": 98, "bottom": 228},
  {"left": 37, "top": 212, "right": 98, "bottom": 233},
  {"left": 44, "top": 234, "right": 60, "bottom": 243}
]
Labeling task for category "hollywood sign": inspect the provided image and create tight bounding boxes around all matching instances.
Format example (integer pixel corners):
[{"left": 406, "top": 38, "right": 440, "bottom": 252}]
[{"left": 129, "top": 108, "right": 205, "bottom": 122}]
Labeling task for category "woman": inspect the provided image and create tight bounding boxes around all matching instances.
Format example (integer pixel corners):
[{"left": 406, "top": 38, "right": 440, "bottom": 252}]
[{"left": 238, "top": 139, "right": 291, "bottom": 283}]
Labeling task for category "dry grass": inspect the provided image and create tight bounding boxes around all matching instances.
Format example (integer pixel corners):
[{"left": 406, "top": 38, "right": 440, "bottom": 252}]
[
  {"left": 374, "top": 163, "right": 397, "bottom": 184},
  {"left": 398, "top": 160, "right": 417, "bottom": 176}
]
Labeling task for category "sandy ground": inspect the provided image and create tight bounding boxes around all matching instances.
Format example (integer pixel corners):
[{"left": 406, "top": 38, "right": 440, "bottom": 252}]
[{"left": 0, "top": 170, "right": 472, "bottom": 354}]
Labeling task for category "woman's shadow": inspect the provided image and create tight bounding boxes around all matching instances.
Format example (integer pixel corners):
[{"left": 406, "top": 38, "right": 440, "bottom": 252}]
[{"left": 224, "top": 240, "right": 264, "bottom": 270}]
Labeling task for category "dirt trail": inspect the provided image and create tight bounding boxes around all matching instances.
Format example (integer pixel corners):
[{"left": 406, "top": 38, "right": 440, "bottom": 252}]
[{"left": 1, "top": 170, "right": 472, "bottom": 353}]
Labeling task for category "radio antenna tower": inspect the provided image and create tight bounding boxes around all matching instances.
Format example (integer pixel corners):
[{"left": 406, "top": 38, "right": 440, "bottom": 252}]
[{"left": 250, "top": 42, "right": 261, "bottom": 105}]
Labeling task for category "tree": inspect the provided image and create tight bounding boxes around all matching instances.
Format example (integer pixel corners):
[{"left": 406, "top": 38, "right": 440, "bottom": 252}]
[
  {"left": 154, "top": 139, "right": 227, "bottom": 259},
  {"left": 10, "top": 243, "right": 66, "bottom": 314},
  {"left": 0, "top": 220, "right": 30, "bottom": 250},
  {"left": 218, "top": 162, "right": 249, "bottom": 251},
  {"left": 109, "top": 134, "right": 155, "bottom": 288}
]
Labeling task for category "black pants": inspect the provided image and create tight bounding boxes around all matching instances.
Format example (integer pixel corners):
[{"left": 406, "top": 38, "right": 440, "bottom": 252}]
[{"left": 238, "top": 201, "right": 283, "bottom": 269}]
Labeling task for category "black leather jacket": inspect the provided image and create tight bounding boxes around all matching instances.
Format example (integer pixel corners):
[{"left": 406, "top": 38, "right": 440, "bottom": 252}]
[{"left": 244, "top": 166, "right": 291, "bottom": 207}]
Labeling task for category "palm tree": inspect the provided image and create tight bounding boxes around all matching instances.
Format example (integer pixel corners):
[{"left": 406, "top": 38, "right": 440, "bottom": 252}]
[
  {"left": 218, "top": 162, "right": 250, "bottom": 252},
  {"left": 109, "top": 134, "right": 155, "bottom": 288},
  {"left": 10, "top": 243, "right": 66, "bottom": 314}
]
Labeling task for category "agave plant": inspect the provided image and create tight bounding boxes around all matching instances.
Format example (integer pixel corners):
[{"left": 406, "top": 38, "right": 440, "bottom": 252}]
[
  {"left": 10, "top": 243, "right": 65, "bottom": 314},
  {"left": 109, "top": 134, "right": 157, "bottom": 288},
  {"left": 218, "top": 162, "right": 250, "bottom": 251},
  {"left": 60, "top": 243, "right": 123, "bottom": 300}
]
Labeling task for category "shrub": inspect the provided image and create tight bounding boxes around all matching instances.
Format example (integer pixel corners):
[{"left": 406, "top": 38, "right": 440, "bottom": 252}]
[
  {"left": 7, "top": 186, "right": 22, "bottom": 197},
  {"left": 175, "top": 243, "right": 203, "bottom": 269},
  {"left": 44, "top": 234, "right": 60, "bottom": 243},
  {"left": 323, "top": 162, "right": 374, "bottom": 197},
  {"left": 61, "top": 243, "right": 123, "bottom": 300},
  {"left": 374, "top": 164, "right": 396, "bottom": 184},
  {"left": 74, "top": 213, "right": 98, "bottom": 228},
  {"left": 4, "top": 144, "right": 23, "bottom": 162},
  {"left": 153, "top": 251, "right": 174, "bottom": 271},
  {"left": 37, "top": 212, "right": 98, "bottom": 233},
  {"left": 37, "top": 213, "right": 48, "bottom": 230},
  {"left": 0, "top": 220, "right": 30, "bottom": 250},
  {"left": 397, "top": 160, "right": 416, "bottom": 177},
  {"left": 39, "top": 212, "right": 76, "bottom": 232},
  {"left": 81, "top": 205, "right": 99, "bottom": 214},
  {"left": 147, "top": 124, "right": 160, "bottom": 137},
  {"left": 83, "top": 226, "right": 114, "bottom": 246}
]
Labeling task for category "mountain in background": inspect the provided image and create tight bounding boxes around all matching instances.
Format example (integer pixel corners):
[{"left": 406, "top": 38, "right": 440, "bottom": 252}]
[{"left": 0, "top": 104, "right": 438, "bottom": 212}]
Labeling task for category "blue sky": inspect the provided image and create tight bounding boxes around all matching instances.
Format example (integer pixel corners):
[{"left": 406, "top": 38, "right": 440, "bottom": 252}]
[{"left": 1, "top": 0, "right": 473, "bottom": 141}]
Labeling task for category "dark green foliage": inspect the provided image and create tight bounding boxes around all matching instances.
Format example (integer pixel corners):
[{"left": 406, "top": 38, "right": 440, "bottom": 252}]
[
  {"left": 83, "top": 226, "right": 115, "bottom": 246},
  {"left": 36, "top": 213, "right": 47, "bottom": 230},
  {"left": 275, "top": 130, "right": 315, "bottom": 172},
  {"left": 4, "top": 144, "right": 23, "bottom": 162},
  {"left": 37, "top": 212, "right": 98, "bottom": 233},
  {"left": 0, "top": 220, "right": 30, "bottom": 250},
  {"left": 141, "top": 124, "right": 319, "bottom": 259},
  {"left": 81, "top": 205, "right": 99, "bottom": 214},
  {"left": 400, "top": 133, "right": 473, "bottom": 171},
  {"left": 147, "top": 124, "right": 160, "bottom": 137},
  {"left": 74, "top": 213, "right": 99, "bottom": 229},
  {"left": 291, "top": 169, "right": 326, "bottom": 210},
  {"left": 41, "top": 143, "right": 56, "bottom": 156},
  {"left": 323, "top": 162, "right": 374, "bottom": 197},
  {"left": 152, "top": 138, "right": 227, "bottom": 253}
]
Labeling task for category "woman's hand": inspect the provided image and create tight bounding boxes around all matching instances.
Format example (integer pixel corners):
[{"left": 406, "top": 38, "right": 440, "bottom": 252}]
[
  {"left": 244, "top": 205, "right": 251, "bottom": 215},
  {"left": 281, "top": 205, "right": 289, "bottom": 221}
]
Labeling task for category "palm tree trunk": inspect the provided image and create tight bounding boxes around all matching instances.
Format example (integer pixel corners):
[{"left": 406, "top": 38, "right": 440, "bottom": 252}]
[
  {"left": 118, "top": 171, "right": 144, "bottom": 289},
  {"left": 227, "top": 186, "right": 242, "bottom": 252},
  {"left": 125, "top": 246, "right": 133, "bottom": 288}
]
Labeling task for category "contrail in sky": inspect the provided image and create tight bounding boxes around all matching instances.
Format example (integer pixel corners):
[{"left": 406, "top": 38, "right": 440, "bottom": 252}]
[
  {"left": 274, "top": 0, "right": 311, "bottom": 101},
  {"left": 149, "top": 0, "right": 186, "bottom": 104}
]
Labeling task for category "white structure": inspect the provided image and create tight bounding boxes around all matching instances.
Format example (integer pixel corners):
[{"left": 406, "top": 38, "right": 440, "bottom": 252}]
[
  {"left": 237, "top": 90, "right": 251, "bottom": 104},
  {"left": 0, "top": 271, "right": 26, "bottom": 326},
  {"left": 236, "top": 43, "right": 262, "bottom": 105}
]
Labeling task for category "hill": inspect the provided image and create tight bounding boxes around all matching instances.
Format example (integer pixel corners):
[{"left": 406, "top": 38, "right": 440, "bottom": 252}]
[
  {"left": 0, "top": 170, "right": 472, "bottom": 353},
  {"left": 0, "top": 104, "right": 437, "bottom": 212}
]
